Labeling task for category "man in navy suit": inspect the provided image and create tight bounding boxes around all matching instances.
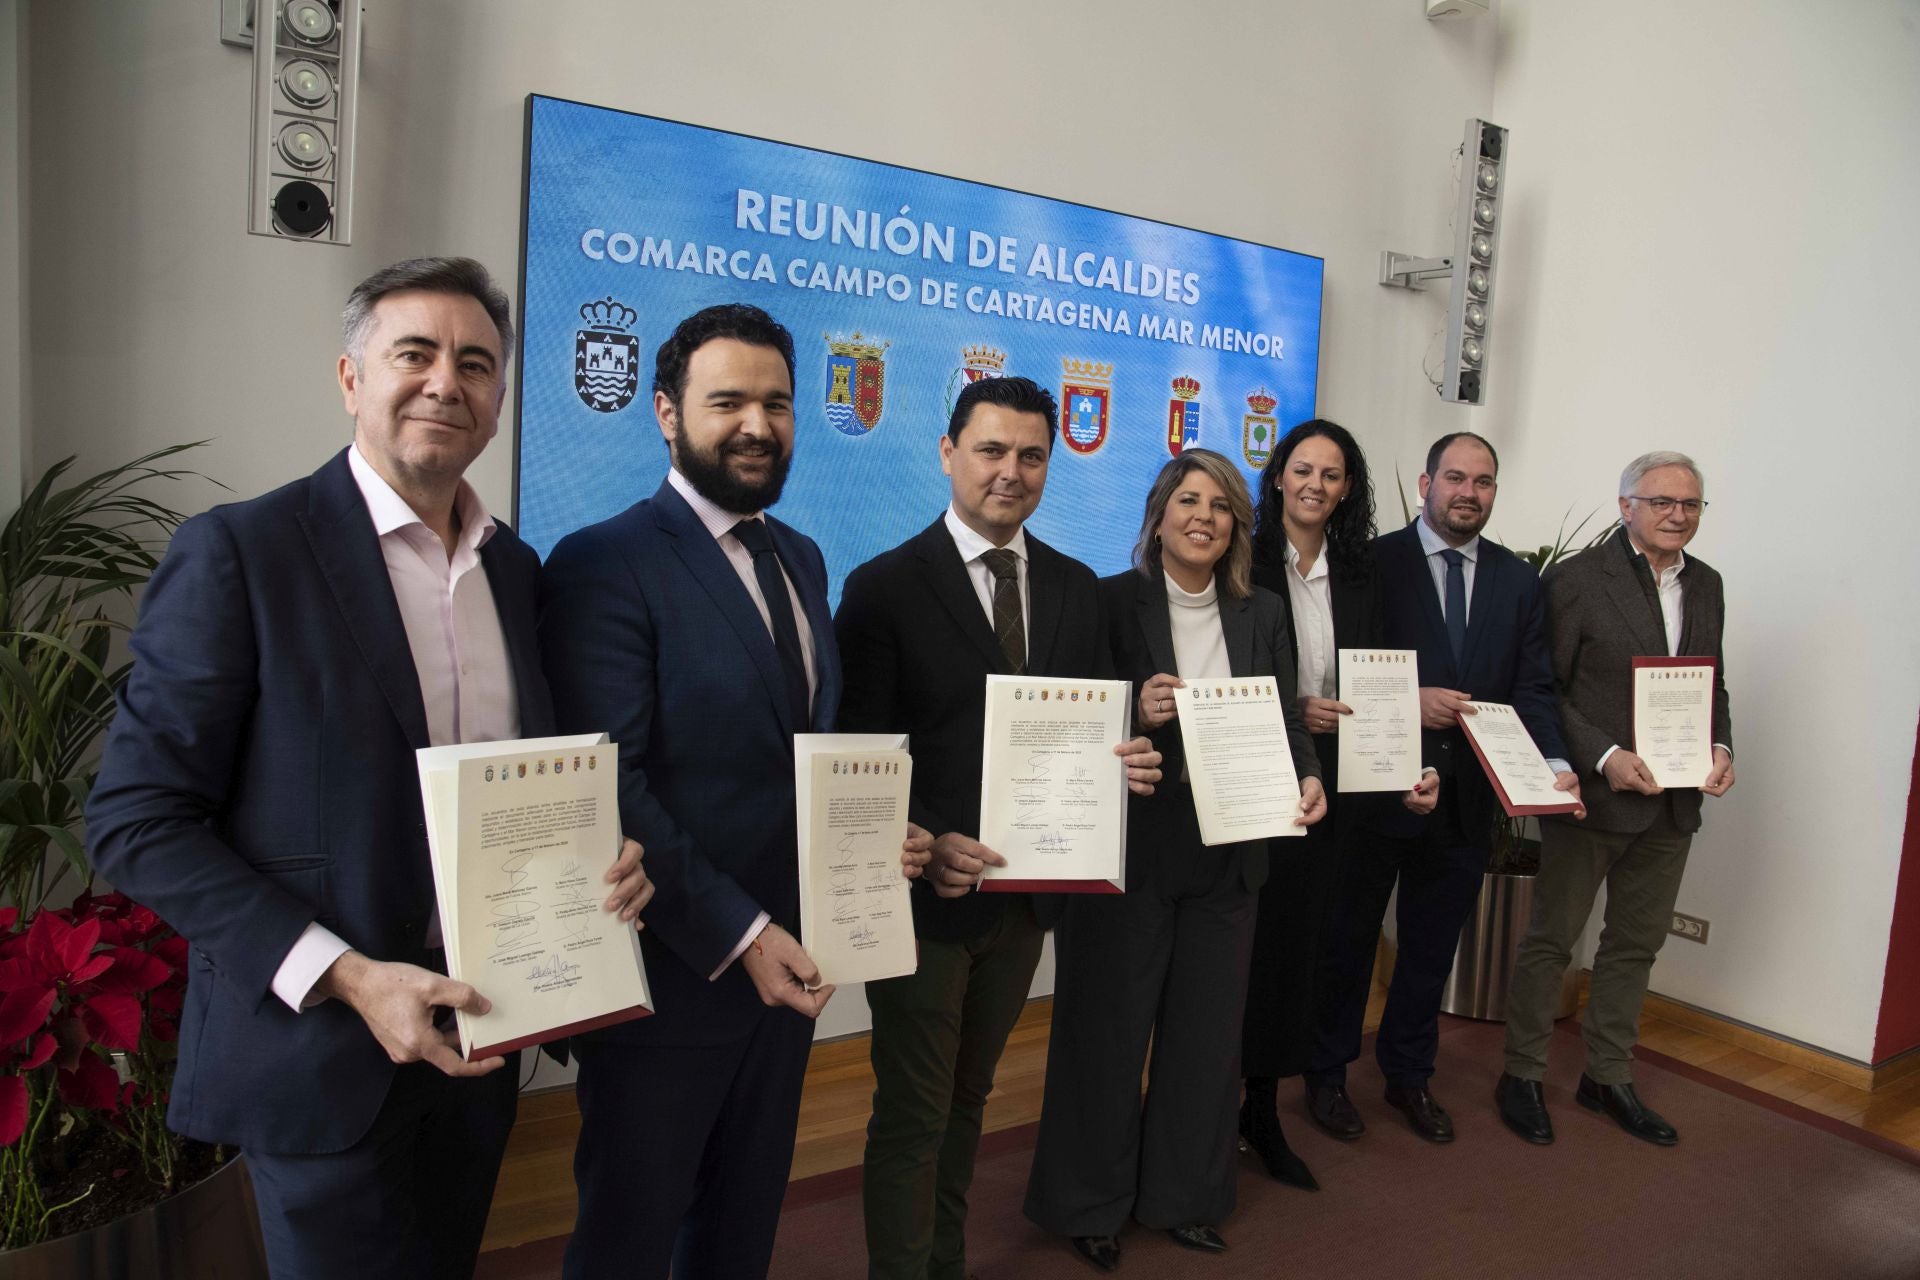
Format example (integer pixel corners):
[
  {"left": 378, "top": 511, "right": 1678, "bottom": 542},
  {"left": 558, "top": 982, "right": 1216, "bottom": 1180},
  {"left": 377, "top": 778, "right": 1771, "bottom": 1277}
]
[
  {"left": 1305, "top": 432, "right": 1585, "bottom": 1145},
  {"left": 86, "top": 258, "right": 650, "bottom": 1279},
  {"left": 540, "top": 304, "right": 931, "bottom": 1280}
]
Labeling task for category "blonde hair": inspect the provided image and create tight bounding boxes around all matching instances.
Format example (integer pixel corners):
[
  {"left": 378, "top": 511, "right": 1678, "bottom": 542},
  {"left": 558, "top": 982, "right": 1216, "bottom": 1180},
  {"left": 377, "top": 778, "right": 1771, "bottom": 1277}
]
[{"left": 1130, "top": 449, "right": 1255, "bottom": 600}]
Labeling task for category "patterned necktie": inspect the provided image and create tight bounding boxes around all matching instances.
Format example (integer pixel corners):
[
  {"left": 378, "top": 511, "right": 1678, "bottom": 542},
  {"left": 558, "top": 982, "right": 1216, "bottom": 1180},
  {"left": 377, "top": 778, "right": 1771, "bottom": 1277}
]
[
  {"left": 981, "top": 548, "right": 1027, "bottom": 675},
  {"left": 731, "top": 519, "right": 810, "bottom": 727},
  {"left": 1440, "top": 547, "right": 1469, "bottom": 669}
]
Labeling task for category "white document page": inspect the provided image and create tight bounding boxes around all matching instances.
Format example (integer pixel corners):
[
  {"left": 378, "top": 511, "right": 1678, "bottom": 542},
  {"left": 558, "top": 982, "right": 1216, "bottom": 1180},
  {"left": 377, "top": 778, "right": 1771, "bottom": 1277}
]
[
  {"left": 977, "top": 676, "right": 1131, "bottom": 892},
  {"left": 1633, "top": 658, "right": 1716, "bottom": 788},
  {"left": 1172, "top": 677, "right": 1305, "bottom": 846},
  {"left": 797, "top": 750, "right": 917, "bottom": 986},
  {"left": 1455, "top": 702, "right": 1580, "bottom": 816},
  {"left": 417, "top": 734, "right": 652, "bottom": 1060},
  {"left": 1336, "top": 648, "right": 1422, "bottom": 793}
]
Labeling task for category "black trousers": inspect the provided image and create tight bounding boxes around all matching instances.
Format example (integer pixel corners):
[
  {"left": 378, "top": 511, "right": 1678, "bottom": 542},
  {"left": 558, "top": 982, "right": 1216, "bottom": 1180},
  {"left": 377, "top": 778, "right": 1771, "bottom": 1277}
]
[
  {"left": 1307, "top": 791, "right": 1485, "bottom": 1088},
  {"left": 1024, "top": 798, "right": 1259, "bottom": 1235}
]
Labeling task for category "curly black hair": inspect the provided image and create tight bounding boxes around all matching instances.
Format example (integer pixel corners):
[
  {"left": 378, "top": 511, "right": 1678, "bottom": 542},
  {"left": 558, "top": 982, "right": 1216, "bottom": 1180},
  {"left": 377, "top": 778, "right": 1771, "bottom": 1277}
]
[{"left": 1252, "top": 418, "right": 1378, "bottom": 582}]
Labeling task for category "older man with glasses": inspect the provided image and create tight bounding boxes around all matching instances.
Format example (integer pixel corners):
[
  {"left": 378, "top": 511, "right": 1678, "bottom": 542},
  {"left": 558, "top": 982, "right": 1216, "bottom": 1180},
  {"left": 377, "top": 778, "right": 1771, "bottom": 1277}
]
[{"left": 1495, "top": 451, "right": 1734, "bottom": 1149}]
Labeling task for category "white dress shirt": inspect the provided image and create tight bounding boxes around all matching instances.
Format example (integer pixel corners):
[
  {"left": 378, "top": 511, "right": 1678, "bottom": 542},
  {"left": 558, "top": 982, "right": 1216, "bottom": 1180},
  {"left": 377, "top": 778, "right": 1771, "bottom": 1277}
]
[
  {"left": 1282, "top": 539, "right": 1336, "bottom": 701},
  {"left": 667, "top": 467, "right": 825, "bottom": 978},
  {"left": 943, "top": 505, "right": 1030, "bottom": 662},
  {"left": 271, "top": 444, "right": 521, "bottom": 1011}
]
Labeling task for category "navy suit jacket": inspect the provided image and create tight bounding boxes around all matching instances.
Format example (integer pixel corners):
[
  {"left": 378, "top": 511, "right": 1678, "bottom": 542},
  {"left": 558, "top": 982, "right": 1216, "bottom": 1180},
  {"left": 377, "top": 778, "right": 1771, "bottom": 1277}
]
[
  {"left": 1367, "top": 520, "right": 1566, "bottom": 844},
  {"left": 539, "top": 480, "right": 840, "bottom": 1046},
  {"left": 85, "top": 449, "right": 555, "bottom": 1154}
]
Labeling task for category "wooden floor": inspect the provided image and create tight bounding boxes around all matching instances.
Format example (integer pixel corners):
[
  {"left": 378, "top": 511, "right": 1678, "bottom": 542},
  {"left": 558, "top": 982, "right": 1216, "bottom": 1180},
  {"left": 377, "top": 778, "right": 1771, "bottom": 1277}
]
[{"left": 481, "top": 981, "right": 1920, "bottom": 1253}]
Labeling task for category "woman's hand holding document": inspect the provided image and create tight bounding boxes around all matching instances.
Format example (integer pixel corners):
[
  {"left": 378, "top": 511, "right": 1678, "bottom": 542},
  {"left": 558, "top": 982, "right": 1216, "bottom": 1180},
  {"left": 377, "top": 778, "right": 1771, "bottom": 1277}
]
[{"left": 417, "top": 734, "right": 653, "bottom": 1061}]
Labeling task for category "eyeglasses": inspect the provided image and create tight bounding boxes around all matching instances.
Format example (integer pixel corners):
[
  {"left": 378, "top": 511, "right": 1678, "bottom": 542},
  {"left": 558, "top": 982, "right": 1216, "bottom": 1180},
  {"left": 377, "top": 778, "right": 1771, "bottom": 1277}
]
[{"left": 1627, "top": 495, "right": 1707, "bottom": 516}]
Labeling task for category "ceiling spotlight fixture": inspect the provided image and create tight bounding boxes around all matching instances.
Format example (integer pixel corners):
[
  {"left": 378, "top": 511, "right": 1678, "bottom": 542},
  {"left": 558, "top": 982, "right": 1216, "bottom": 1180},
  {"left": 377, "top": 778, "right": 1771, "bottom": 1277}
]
[
  {"left": 284, "top": 0, "right": 336, "bottom": 46},
  {"left": 276, "top": 120, "right": 330, "bottom": 170},
  {"left": 1378, "top": 117, "right": 1508, "bottom": 406},
  {"left": 279, "top": 58, "right": 333, "bottom": 111}
]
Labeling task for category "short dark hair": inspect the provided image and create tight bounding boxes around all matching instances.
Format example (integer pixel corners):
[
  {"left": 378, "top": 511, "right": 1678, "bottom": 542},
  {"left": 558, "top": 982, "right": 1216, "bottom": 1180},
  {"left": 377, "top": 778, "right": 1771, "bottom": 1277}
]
[
  {"left": 652, "top": 303, "right": 796, "bottom": 411},
  {"left": 341, "top": 257, "right": 514, "bottom": 365},
  {"left": 1425, "top": 430, "right": 1499, "bottom": 477},
  {"left": 947, "top": 376, "right": 1058, "bottom": 447},
  {"left": 1254, "top": 419, "right": 1378, "bottom": 582}
]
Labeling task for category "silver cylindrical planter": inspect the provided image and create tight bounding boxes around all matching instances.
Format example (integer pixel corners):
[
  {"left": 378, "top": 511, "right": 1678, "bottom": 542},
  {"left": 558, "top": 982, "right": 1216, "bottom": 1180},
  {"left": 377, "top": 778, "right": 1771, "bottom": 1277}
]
[
  {"left": 0, "top": 1155, "right": 267, "bottom": 1280},
  {"left": 1440, "top": 872, "right": 1580, "bottom": 1022}
]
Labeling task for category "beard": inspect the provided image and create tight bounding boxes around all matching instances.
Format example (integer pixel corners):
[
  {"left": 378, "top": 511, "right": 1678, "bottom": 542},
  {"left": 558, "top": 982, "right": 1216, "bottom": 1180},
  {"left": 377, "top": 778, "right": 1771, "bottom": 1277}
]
[
  {"left": 1431, "top": 499, "right": 1488, "bottom": 538},
  {"left": 674, "top": 433, "right": 792, "bottom": 515}
]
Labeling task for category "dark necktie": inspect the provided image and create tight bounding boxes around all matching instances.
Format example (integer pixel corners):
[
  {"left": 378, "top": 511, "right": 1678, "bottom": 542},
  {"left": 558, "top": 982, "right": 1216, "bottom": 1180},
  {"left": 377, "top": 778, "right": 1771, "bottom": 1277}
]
[
  {"left": 731, "top": 519, "right": 810, "bottom": 727},
  {"left": 981, "top": 548, "right": 1027, "bottom": 675},
  {"left": 1440, "top": 547, "right": 1469, "bottom": 669}
]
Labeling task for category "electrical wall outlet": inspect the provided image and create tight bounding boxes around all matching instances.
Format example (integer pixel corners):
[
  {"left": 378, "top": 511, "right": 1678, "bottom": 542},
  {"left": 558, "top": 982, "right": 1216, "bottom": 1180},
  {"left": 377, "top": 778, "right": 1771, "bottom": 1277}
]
[{"left": 1670, "top": 912, "right": 1710, "bottom": 945}]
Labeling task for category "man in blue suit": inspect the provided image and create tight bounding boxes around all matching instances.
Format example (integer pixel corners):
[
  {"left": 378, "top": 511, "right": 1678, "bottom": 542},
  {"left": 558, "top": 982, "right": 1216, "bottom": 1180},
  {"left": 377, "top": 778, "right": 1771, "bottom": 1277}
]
[
  {"left": 86, "top": 258, "right": 650, "bottom": 1279},
  {"left": 1305, "top": 431, "right": 1585, "bottom": 1145},
  {"left": 540, "top": 304, "right": 930, "bottom": 1280}
]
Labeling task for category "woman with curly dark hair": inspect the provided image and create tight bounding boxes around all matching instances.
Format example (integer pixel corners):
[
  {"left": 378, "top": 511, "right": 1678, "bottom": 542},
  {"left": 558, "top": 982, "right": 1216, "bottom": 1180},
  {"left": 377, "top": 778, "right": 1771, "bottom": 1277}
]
[{"left": 1238, "top": 420, "right": 1438, "bottom": 1190}]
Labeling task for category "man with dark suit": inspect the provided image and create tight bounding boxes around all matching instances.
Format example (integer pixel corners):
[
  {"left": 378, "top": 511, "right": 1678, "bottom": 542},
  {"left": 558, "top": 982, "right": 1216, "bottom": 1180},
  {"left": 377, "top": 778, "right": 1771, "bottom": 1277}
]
[
  {"left": 86, "top": 258, "right": 650, "bottom": 1279},
  {"left": 1497, "top": 451, "right": 1733, "bottom": 1147},
  {"left": 540, "top": 304, "right": 930, "bottom": 1280},
  {"left": 1306, "top": 431, "right": 1585, "bottom": 1145},
  {"left": 835, "top": 376, "right": 1160, "bottom": 1280}
]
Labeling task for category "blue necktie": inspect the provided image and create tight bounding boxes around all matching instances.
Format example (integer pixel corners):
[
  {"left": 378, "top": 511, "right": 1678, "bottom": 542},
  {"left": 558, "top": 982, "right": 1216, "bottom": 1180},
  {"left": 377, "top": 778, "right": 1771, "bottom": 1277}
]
[
  {"left": 1440, "top": 548, "right": 1468, "bottom": 669},
  {"left": 732, "top": 519, "right": 811, "bottom": 728}
]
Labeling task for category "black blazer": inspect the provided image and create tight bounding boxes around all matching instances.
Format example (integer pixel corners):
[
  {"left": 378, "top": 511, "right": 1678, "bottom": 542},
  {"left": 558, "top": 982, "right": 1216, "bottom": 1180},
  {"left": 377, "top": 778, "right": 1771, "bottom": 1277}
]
[
  {"left": 87, "top": 450, "right": 555, "bottom": 1153},
  {"left": 1101, "top": 568, "right": 1319, "bottom": 892},
  {"left": 540, "top": 480, "right": 841, "bottom": 1046},
  {"left": 1367, "top": 520, "right": 1567, "bottom": 845},
  {"left": 835, "top": 517, "right": 1111, "bottom": 944},
  {"left": 1541, "top": 528, "right": 1731, "bottom": 836}
]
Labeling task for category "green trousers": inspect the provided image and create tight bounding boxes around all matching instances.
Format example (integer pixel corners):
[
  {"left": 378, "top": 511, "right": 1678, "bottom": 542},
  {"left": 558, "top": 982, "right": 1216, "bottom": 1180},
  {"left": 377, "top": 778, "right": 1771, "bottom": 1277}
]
[
  {"left": 862, "top": 898, "right": 1045, "bottom": 1280},
  {"left": 1503, "top": 806, "right": 1693, "bottom": 1086}
]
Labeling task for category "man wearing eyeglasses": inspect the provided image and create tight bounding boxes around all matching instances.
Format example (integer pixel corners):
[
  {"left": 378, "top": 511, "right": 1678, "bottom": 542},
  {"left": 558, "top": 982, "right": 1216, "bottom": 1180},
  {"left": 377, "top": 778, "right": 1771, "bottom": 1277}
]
[{"left": 1496, "top": 451, "right": 1733, "bottom": 1149}]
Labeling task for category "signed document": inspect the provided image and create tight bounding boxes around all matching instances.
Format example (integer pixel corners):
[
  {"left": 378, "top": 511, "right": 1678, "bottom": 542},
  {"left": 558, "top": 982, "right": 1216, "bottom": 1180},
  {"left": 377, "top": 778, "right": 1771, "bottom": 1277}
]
[
  {"left": 1633, "top": 657, "right": 1717, "bottom": 788},
  {"left": 794, "top": 735, "right": 916, "bottom": 986},
  {"left": 977, "top": 676, "right": 1130, "bottom": 893},
  {"left": 1455, "top": 703, "right": 1581, "bottom": 817},
  {"left": 1172, "top": 678, "right": 1305, "bottom": 845},
  {"left": 417, "top": 734, "right": 651, "bottom": 1061},
  {"left": 1336, "top": 648, "right": 1422, "bottom": 793}
]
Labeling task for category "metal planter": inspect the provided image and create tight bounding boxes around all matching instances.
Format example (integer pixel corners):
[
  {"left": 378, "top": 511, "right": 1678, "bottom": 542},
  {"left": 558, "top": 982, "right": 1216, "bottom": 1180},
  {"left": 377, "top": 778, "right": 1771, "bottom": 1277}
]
[
  {"left": 0, "top": 1155, "right": 267, "bottom": 1280},
  {"left": 1440, "top": 871, "right": 1581, "bottom": 1022}
]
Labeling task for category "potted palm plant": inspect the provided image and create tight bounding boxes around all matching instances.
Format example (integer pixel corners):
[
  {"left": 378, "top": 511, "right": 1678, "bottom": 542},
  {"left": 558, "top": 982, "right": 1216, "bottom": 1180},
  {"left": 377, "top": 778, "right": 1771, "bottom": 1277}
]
[{"left": 0, "top": 445, "right": 266, "bottom": 1276}]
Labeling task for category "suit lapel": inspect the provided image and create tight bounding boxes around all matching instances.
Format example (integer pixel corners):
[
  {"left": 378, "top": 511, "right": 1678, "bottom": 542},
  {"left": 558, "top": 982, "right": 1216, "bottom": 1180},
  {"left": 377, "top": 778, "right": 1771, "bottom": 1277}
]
[
  {"left": 1600, "top": 536, "right": 1669, "bottom": 656},
  {"left": 770, "top": 516, "right": 838, "bottom": 732},
  {"left": 1024, "top": 534, "right": 1067, "bottom": 674},
  {"left": 915, "top": 520, "right": 1012, "bottom": 674},
  {"left": 479, "top": 532, "right": 546, "bottom": 730},
  {"left": 1133, "top": 570, "right": 1178, "bottom": 678},
  {"left": 299, "top": 452, "right": 432, "bottom": 750},
  {"left": 1390, "top": 525, "right": 1453, "bottom": 679},
  {"left": 1461, "top": 541, "right": 1500, "bottom": 676},
  {"left": 1221, "top": 589, "right": 1255, "bottom": 677},
  {"left": 654, "top": 482, "right": 801, "bottom": 738}
]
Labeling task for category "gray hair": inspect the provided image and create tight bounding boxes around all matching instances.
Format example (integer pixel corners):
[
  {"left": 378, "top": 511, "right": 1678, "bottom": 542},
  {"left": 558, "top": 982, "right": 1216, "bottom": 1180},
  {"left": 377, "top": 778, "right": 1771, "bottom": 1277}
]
[
  {"left": 341, "top": 256, "right": 514, "bottom": 367},
  {"left": 1619, "top": 450, "right": 1704, "bottom": 498}
]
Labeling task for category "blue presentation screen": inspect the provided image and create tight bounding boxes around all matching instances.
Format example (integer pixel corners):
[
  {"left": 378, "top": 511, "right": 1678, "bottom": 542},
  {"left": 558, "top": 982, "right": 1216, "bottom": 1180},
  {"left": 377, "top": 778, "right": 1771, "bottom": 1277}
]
[{"left": 516, "top": 95, "right": 1323, "bottom": 603}]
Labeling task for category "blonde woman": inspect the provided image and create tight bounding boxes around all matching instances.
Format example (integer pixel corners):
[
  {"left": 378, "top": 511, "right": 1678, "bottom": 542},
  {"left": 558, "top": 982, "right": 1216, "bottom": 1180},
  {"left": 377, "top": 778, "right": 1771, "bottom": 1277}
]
[{"left": 1023, "top": 449, "right": 1326, "bottom": 1271}]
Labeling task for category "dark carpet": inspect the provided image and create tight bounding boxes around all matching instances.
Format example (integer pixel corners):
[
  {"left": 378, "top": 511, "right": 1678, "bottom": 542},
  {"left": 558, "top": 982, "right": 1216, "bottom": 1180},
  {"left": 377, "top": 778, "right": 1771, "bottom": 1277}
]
[{"left": 478, "top": 1017, "right": 1920, "bottom": 1279}]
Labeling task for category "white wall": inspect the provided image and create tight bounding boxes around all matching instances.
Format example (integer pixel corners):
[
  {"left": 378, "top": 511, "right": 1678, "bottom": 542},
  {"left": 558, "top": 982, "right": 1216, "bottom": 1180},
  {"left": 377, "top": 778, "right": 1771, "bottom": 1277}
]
[
  {"left": 24, "top": 0, "right": 1497, "bottom": 1072},
  {"left": 1485, "top": 0, "right": 1920, "bottom": 1061}
]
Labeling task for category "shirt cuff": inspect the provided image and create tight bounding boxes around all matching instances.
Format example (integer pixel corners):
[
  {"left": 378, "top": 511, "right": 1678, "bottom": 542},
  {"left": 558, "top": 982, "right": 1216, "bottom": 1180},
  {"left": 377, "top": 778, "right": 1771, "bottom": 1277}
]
[
  {"left": 1596, "top": 745, "right": 1620, "bottom": 774},
  {"left": 1545, "top": 757, "right": 1572, "bottom": 777},
  {"left": 709, "top": 911, "right": 771, "bottom": 981},
  {"left": 271, "top": 923, "right": 352, "bottom": 1012},
  {"left": 1713, "top": 743, "right": 1732, "bottom": 759}
]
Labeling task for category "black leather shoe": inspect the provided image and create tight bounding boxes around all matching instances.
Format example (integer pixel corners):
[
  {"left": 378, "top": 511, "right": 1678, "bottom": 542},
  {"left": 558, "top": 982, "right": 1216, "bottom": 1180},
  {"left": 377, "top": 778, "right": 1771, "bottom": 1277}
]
[
  {"left": 1577, "top": 1074, "right": 1678, "bottom": 1146},
  {"left": 1383, "top": 1082, "right": 1455, "bottom": 1143},
  {"left": 1306, "top": 1083, "right": 1365, "bottom": 1139},
  {"left": 1239, "top": 1098, "right": 1321, "bottom": 1189},
  {"left": 1071, "top": 1235, "right": 1121, "bottom": 1272},
  {"left": 1167, "top": 1225, "right": 1227, "bottom": 1253},
  {"left": 1495, "top": 1073, "right": 1555, "bottom": 1145}
]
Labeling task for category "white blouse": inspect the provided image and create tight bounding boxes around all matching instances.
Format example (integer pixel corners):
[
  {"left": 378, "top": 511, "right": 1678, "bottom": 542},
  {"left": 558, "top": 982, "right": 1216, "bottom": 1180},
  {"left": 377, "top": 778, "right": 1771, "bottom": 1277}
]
[{"left": 1282, "top": 539, "right": 1336, "bottom": 702}]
